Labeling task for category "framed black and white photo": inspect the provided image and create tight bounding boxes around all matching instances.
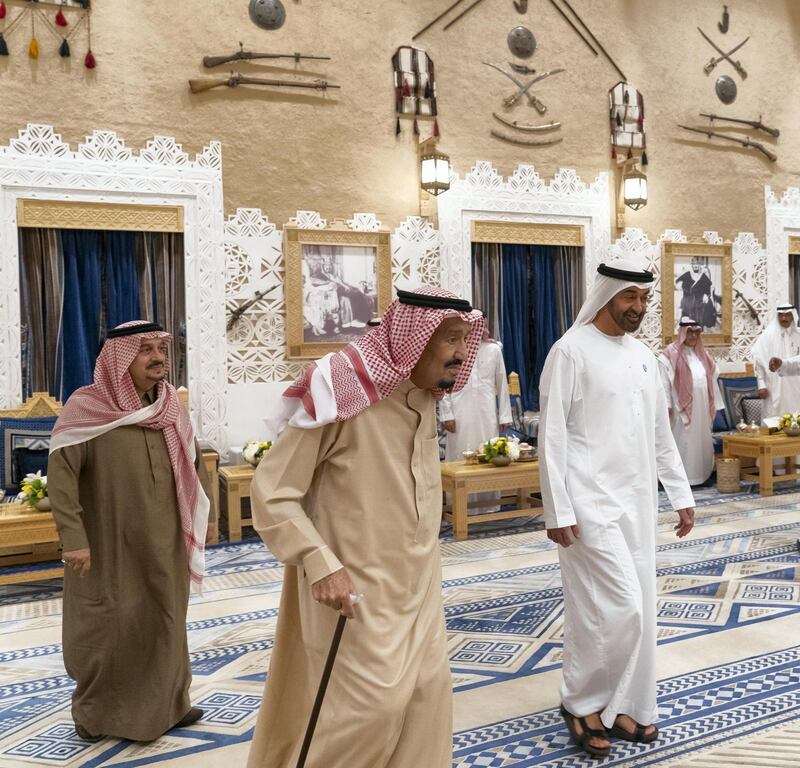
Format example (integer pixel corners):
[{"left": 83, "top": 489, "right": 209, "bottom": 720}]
[
  {"left": 662, "top": 241, "right": 732, "bottom": 346},
  {"left": 284, "top": 227, "right": 391, "bottom": 358}
]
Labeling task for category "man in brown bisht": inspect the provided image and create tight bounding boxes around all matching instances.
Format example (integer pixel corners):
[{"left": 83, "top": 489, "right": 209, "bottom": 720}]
[
  {"left": 47, "top": 320, "right": 216, "bottom": 742},
  {"left": 246, "top": 287, "right": 486, "bottom": 768}
]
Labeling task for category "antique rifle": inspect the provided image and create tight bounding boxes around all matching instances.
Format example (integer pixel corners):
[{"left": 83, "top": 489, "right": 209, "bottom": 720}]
[
  {"left": 678, "top": 124, "right": 777, "bottom": 162},
  {"left": 734, "top": 289, "right": 760, "bottom": 325},
  {"left": 203, "top": 43, "right": 331, "bottom": 69},
  {"left": 189, "top": 72, "right": 340, "bottom": 94},
  {"left": 700, "top": 113, "right": 780, "bottom": 138},
  {"left": 226, "top": 290, "right": 266, "bottom": 331}
]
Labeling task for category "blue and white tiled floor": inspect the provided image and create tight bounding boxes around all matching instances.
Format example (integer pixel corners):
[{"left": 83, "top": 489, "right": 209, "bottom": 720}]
[{"left": 1, "top": 482, "right": 800, "bottom": 766}]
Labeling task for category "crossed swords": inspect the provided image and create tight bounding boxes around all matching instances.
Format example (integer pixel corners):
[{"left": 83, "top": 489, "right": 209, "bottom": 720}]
[
  {"left": 482, "top": 61, "right": 565, "bottom": 113},
  {"left": 698, "top": 27, "right": 748, "bottom": 79}
]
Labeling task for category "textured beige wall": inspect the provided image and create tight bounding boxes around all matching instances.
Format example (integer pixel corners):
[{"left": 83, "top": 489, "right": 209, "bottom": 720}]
[{"left": 2, "top": 0, "right": 799, "bottom": 240}]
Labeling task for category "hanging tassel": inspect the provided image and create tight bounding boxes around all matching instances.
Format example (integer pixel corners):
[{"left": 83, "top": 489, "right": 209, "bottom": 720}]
[
  {"left": 0, "top": 33, "right": 7, "bottom": 56},
  {"left": 423, "top": 79, "right": 432, "bottom": 100},
  {"left": 623, "top": 88, "right": 629, "bottom": 104},
  {"left": 615, "top": 112, "right": 622, "bottom": 128},
  {"left": 84, "top": 48, "right": 96, "bottom": 68},
  {"left": 402, "top": 78, "right": 411, "bottom": 97},
  {"left": 641, "top": 150, "right": 648, "bottom": 167},
  {"left": 0, "top": 2, "right": 6, "bottom": 20},
  {"left": 29, "top": 36, "right": 39, "bottom": 59},
  {"left": 84, "top": 11, "right": 95, "bottom": 68},
  {"left": 59, "top": 37, "right": 70, "bottom": 57},
  {"left": 395, "top": 116, "right": 401, "bottom": 136},
  {"left": 626, "top": 147, "right": 633, "bottom": 159},
  {"left": 611, "top": 145, "right": 617, "bottom": 160},
  {"left": 55, "top": 7, "right": 68, "bottom": 27},
  {"left": 433, "top": 118, "right": 440, "bottom": 138},
  {"left": 413, "top": 118, "right": 419, "bottom": 136}
]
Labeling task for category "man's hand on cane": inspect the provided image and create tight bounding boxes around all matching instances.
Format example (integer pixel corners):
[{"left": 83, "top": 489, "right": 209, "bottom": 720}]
[{"left": 312, "top": 567, "right": 357, "bottom": 618}]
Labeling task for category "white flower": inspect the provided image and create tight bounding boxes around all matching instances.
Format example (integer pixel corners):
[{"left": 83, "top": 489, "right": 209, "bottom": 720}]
[
  {"left": 16, "top": 491, "right": 28, "bottom": 501},
  {"left": 507, "top": 441, "right": 521, "bottom": 460},
  {"left": 242, "top": 440, "right": 259, "bottom": 463}
]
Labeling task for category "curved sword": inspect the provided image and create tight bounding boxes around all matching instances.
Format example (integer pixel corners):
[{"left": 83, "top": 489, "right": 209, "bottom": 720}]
[
  {"left": 697, "top": 28, "right": 748, "bottom": 79},
  {"left": 490, "top": 130, "right": 563, "bottom": 147},
  {"left": 482, "top": 60, "right": 537, "bottom": 107},
  {"left": 492, "top": 112, "right": 561, "bottom": 131}
]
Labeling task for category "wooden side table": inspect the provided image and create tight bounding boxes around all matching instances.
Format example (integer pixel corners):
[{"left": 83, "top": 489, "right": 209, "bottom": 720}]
[
  {"left": 218, "top": 464, "right": 256, "bottom": 543},
  {"left": 722, "top": 432, "right": 800, "bottom": 496},
  {"left": 440, "top": 460, "right": 542, "bottom": 541},
  {"left": 201, "top": 449, "right": 220, "bottom": 544}
]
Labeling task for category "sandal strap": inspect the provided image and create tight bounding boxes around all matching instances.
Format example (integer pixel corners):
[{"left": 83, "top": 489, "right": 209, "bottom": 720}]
[
  {"left": 577, "top": 716, "right": 607, "bottom": 740},
  {"left": 635, "top": 724, "right": 646, "bottom": 741}
]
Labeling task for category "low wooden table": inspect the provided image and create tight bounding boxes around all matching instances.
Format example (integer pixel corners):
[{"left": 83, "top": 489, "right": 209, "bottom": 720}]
[
  {"left": 722, "top": 432, "right": 800, "bottom": 496},
  {"left": 218, "top": 464, "right": 255, "bottom": 543},
  {"left": 441, "top": 460, "right": 542, "bottom": 541},
  {"left": 0, "top": 503, "right": 62, "bottom": 575}
]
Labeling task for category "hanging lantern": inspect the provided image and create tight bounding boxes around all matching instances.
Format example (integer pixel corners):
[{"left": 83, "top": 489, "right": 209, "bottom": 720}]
[
  {"left": 622, "top": 165, "right": 648, "bottom": 211},
  {"left": 419, "top": 139, "right": 450, "bottom": 197}
]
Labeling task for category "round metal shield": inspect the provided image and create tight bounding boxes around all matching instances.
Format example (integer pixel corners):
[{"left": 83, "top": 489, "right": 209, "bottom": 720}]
[
  {"left": 715, "top": 74, "right": 737, "bottom": 104},
  {"left": 507, "top": 26, "right": 537, "bottom": 59},
  {"left": 248, "top": 0, "right": 286, "bottom": 30}
]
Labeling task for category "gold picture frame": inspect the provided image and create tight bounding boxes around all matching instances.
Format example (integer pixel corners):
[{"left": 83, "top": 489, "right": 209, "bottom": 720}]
[
  {"left": 662, "top": 241, "right": 732, "bottom": 346},
  {"left": 284, "top": 226, "right": 392, "bottom": 359}
]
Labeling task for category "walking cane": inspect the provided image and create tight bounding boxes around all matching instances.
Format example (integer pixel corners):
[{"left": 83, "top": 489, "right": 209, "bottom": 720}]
[{"left": 295, "top": 594, "right": 363, "bottom": 768}]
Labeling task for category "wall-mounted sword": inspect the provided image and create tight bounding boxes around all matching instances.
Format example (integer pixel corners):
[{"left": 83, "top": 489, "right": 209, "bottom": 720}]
[
  {"left": 493, "top": 113, "right": 561, "bottom": 131},
  {"left": 698, "top": 27, "right": 748, "bottom": 79}
]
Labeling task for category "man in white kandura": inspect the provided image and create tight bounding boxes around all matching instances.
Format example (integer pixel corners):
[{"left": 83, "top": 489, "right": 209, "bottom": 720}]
[
  {"left": 658, "top": 318, "right": 724, "bottom": 486},
  {"left": 539, "top": 258, "right": 695, "bottom": 759},
  {"left": 440, "top": 327, "right": 512, "bottom": 512},
  {"left": 752, "top": 303, "right": 800, "bottom": 418}
]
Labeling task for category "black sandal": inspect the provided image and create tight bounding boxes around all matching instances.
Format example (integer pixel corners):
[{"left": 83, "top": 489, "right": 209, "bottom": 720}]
[
  {"left": 610, "top": 718, "right": 659, "bottom": 744},
  {"left": 560, "top": 704, "right": 611, "bottom": 759}
]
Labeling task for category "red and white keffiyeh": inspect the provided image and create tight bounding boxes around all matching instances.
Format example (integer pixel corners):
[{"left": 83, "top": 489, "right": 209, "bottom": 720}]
[
  {"left": 50, "top": 321, "right": 209, "bottom": 584},
  {"left": 662, "top": 323, "right": 717, "bottom": 425},
  {"left": 279, "top": 287, "right": 485, "bottom": 431}
]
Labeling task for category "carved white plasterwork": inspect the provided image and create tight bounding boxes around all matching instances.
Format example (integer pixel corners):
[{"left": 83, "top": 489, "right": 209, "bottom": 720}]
[
  {"left": 0, "top": 124, "right": 228, "bottom": 452},
  {"left": 225, "top": 208, "right": 411, "bottom": 384},
  {"left": 609, "top": 227, "right": 766, "bottom": 363},
  {"left": 391, "top": 216, "right": 440, "bottom": 291},
  {"left": 436, "top": 162, "right": 611, "bottom": 300},
  {"left": 765, "top": 185, "right": 800, "bottom": 308}
]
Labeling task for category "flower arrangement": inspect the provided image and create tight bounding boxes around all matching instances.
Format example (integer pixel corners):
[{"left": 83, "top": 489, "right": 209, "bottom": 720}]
[
  {"left": 779, "top": 413, "right": 800, "bottom": 433},
  {"left": 242, "top": 439, "right": 273, "bottom": 467},
  {"left": 16, "top": 471, "right": 48, "bottom": 510},
  {"left": 481, "top": 436, "right": 521, "bottom": 461}
]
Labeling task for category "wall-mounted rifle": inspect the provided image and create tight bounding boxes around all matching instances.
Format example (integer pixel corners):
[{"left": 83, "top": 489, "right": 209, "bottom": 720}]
[
  {"left": 700, "top": 113, "right": 779, "bottom": 138},
  {"left": 678, "top": 124, "right": 777, "bottom": 162},
  {"left": 734, "top": 289, "right": 759, "bottom": 325},
  {"left": 189, "top": 72, "right": 340, "bottom": 94},
  {"left": 203, "top": 43, "right": 331, "bottom": 69},
  {"left": 226, "top": 290, "right": 266, "bottom": 331}
]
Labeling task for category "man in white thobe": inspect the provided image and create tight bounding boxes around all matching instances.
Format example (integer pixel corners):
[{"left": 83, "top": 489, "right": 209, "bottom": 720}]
[
  {"left": 440, "top": 335, "right": 513, "bottom": 513},
  {"left": 751, "top": 304, "right": 800, "bottom": 418},
  {"left": 539, "top": 258, "right": 695, "bottom": 759},
  {"left": 658, "top": 318, "right": 724, "bottom": 485},
  {"left": 440, "top": 336, "right": 512, "bottom": 459}
]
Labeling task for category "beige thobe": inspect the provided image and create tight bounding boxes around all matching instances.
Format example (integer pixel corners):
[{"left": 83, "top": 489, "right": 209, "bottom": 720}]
[
  {"left": 48, "top": 410, "right": 211, "bottom": 742},
  {"left": 247, "top": 380, "right": 452, "bottom": 768}
]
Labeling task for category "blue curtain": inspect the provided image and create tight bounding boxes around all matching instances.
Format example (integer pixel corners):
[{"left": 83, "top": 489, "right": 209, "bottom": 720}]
[
  {"left": 56, "top": 230, "right": 102, "bottom": 401},
  {"left": 105, "top": 231, "right": 141, "bottom": 328},
  {"left": 530, "top": 246, "right": 561, "bottom": 410},
  {"left": 500, "top": 245, "right": 535, "bottom": 408}
]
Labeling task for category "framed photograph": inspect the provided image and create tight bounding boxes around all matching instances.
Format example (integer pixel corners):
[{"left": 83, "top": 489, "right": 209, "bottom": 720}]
[
  {"left": 284, "top": 227, "right": 392, "bottom": 358},
  {"left": 662, "top": 241, "right": 732, "bottom": 346}
]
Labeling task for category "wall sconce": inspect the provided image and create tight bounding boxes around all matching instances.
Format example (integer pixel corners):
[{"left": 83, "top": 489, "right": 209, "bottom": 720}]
[
  {"left": 623, "top": 165, "right": 648, "bottom": 211},
  {"left": 419, "top": 138, "right": 450, "bottom": 197}
]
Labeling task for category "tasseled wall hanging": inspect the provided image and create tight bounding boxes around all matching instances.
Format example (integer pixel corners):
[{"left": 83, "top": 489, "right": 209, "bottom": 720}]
[
  {"left": 608, "top": 80, "right": 647, "bottom": 166},
  {"left": 392, "top": 45, "right": 439, "bottom": 139},
  {"left": 0, "top": 0, "right": 92, "bottom": 65}
]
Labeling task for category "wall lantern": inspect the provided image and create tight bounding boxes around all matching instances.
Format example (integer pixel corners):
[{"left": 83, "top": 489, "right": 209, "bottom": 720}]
[
  {"left": 622, "top": 165, "right": 648, "bottom": 211},
  {"left": 419, "top": 138, "right": 450, "bottom": 197}
]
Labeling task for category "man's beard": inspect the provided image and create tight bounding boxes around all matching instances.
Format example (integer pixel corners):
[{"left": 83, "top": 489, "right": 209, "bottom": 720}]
[
  {"left": 609, "top": 306, "right": 643, "bottom": 333},
  {"left": 438, "top": 361, "right": 462, "bottom": 389}
]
